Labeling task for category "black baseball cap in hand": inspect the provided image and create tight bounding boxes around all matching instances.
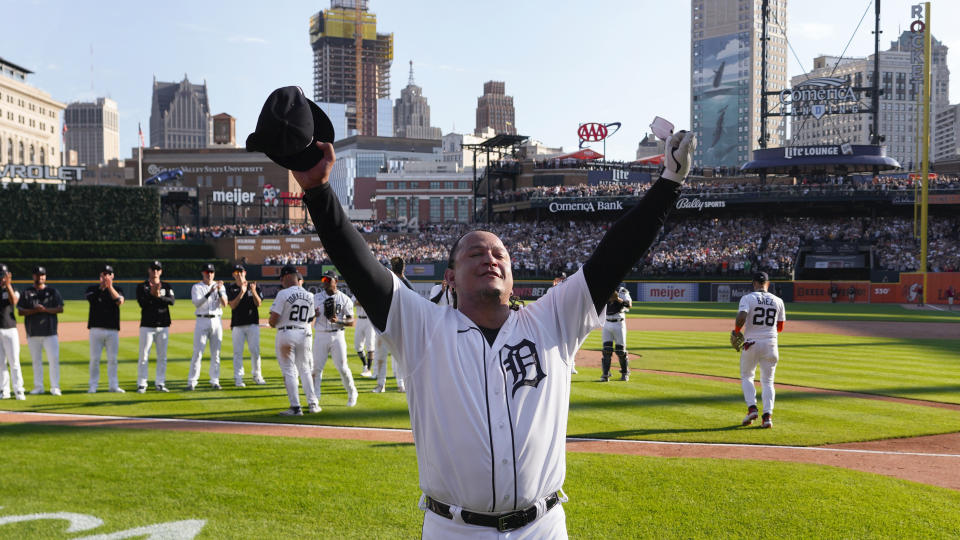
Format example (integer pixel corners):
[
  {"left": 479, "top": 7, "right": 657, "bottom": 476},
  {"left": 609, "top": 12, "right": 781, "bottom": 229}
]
[{"left": 245, "top": 86, "right": 335, "bottom": 171}]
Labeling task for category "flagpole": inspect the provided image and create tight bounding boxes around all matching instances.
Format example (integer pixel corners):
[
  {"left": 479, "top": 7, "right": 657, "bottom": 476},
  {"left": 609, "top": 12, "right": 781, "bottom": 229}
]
[
  {"left": 919, "top": 2, "right": 931, "bottom": 304},
  {"left": 138, "top": 122, "right": 143, "bottom": 187}
]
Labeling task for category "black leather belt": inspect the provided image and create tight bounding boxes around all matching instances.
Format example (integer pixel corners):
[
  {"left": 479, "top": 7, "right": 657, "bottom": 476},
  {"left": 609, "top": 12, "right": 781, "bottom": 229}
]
[
  {"left": 357, "top": 316, "right": 367, "bottom": 319},
  {"left": 197, "top": 314, "right": 217, "bottom": 318},
  {"left": 425, "top": 493, "right": 559, "bottom": 533},
  {"left": 606, "top": 318, "right": 624, "bottom": 322},
  {"left": 321, "top": 328, "right": 343, "bottom": 332},
  {"left": 278, "top": 326, "right": 307, "bottom": 331}
]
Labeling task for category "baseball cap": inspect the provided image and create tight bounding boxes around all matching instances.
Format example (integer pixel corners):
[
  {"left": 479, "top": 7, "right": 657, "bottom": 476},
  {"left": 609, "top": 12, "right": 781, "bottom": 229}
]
[
  {"left": 556, "top": 271, "right": 567, "bottom": 279},
  {"left": 33, "top": 266, "right": 46, "bottom": 275},
  {"left": 149, "top": 261, "right": 163, "bottom": 270},
  {"left": 753, "top": 271, "right": 769, "bottom": 283},
  {"left": 101, "top": 264, "right": 115, "bottom": 274},
  {"left": 201, "top": 263, "right": 216, "bottom": 273},
  {"left": 245, "top": 86, "right": 335, "bottom": 172},
  {"left": 232, "top": 264, "right": 245, "bottom": 273},
  {"left": 280, "top": 264, "right": 299, "bottom": 277},
  {"left": 321, "top": 270, "right": 338, "bottom": 281}
]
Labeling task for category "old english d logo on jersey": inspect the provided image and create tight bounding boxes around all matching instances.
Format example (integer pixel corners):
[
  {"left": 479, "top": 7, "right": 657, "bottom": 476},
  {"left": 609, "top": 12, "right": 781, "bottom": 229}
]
[{"left": 502, "top": 339, "right": 546, "bottom": 397}]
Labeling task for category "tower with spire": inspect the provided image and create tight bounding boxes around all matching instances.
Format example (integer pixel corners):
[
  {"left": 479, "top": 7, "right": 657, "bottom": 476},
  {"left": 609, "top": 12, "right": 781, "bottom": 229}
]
[{"left": 393, "top": 60, "right": 442, "bottom": 140}]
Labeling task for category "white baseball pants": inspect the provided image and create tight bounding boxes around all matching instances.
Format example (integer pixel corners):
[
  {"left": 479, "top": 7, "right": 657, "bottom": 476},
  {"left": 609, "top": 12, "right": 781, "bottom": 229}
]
[
  {"left": 601, "top": 321, "right": 627, "bottom": 348},
  {"left": 373, "top": 337, "right": 403, "bottom": 390},
  {"left": 0, "top": 327, "right": 23, "bottom": 396},
  {"left": 28, "top": 335, "right": 59, "bottom": 392},
  {"left": 138, "top": 326, "right": 170, "bottom": 387},
  {"left": 354, "top": 317, "right": 375, "bottom": 354},
  {"left": 231, "top": 324, "right": 261, "bottom": 383},
  {"left": 421, "top": 500, "right": 566, "bottom": 539},
  {"left": 89, "top": 327, "right": 120, "bottom": 391},
  {"left": 275, "top": 328, "right": 317, "bottom": 408},
  {"left": 188, "top": 316, "right": 223, "bottom": 386},
  {"left": 313, "top": 330, "right": 357, "bottom": 401},
  {"left": 740, "top": 338, "right": 779, "bottom": 414}
]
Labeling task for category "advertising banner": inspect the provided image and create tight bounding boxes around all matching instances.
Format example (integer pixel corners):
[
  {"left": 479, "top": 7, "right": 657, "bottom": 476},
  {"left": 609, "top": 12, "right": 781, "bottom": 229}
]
[
  {"left": 694, "top": 34, "right": 743, "bottom": 168},
  {"left": 712, "top": 283, "right": 755, "bottom": 303},
  {"left": 793, "top": 281, "right": 873, "bottom": 303},
  {"left": 870, "top": 273, "right": 960, "bottom": 304},
  {"left": 637, "top": 282, "right": 698, "bottom": 302}
]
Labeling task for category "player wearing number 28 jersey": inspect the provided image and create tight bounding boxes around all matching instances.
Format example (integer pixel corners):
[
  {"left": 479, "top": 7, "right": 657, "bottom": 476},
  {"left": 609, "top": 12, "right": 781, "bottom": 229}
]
[{"left": 735, "top": 272, "right": 785, "bottom": 428}]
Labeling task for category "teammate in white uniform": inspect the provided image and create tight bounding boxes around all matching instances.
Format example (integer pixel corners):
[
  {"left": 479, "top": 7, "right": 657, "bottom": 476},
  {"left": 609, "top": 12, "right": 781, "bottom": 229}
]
[
  {"left": 313, "top": 271, "right": 358, "bottom": 407},
  {"left": 353, "top": 296, "right": 375, "bottom": 377},
  {"left": 269, "top": 265, "right": 320, "bottom": 415},
  {"left": 734, "top": 271, "right": 786, "bottom": 429},
  {"left": 428, "top": 280, "right": 455, "bottom": 307},
  {"left": 275, "top": 122, "right": 693, "bottom": 536},
  {"left": 600, "top": 284, "right": 632, "bottom": 382},
  {"left": 0, "top": 263, "right": 25, "bottom": 400},
  {"left": 187, "top": 264, "right": 227, "bottom": 390}
]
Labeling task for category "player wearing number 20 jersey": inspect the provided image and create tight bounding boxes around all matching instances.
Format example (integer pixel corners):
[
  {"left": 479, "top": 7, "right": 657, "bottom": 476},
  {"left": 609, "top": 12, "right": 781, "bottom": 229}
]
[
  {"left": 270, "top": 270, "right": 319, "bottom": 415},
  {"left": 735, "top": 272, "right": 785, "bottom": 428}
]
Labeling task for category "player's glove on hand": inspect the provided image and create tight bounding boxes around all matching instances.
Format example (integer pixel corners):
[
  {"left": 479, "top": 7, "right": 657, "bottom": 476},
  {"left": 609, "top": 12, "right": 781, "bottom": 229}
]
[
  {"left": 323, "top": 297, "right": 336, "bottom": 319},
  {"left": 660, "top": 131, "right": 697, "bottom": 183},
  {"left": 730, "top": 330, "right": 745, "bottom": 352}
]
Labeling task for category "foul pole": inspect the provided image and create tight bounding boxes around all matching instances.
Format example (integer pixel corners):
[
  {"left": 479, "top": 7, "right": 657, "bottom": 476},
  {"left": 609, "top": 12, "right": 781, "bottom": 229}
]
[{"left": 919, "top": 2, "right": 931, "bottom": 304}]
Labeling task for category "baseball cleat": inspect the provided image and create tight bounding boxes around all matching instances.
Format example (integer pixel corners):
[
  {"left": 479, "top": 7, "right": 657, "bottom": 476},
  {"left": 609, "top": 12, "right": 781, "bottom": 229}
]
[
  {"left": 235, "top": 380, "right": 246, "bottom": 388},
  {"left": 30, "top": 388, "right": 43, "bottom": 395},
  {"left": 761, "top": 413, "right": 773, "bottom": 429},
  {"left": 15, "top": 392, "right": 25, "bottom": 400},
  {"left": 137, "top": 386, "right": 147, "bottom": 394},
  {"left": 0, "top": 392, "right": 8, "bottom": 399},
  {"left": 361, "top": 369, "right": 372, "bottom": 378},
  {"left": 50, "top": 388, "right": 62, "bottom": 396},
  {"left": 155, "top": 384, "right": 168, "bottom": 393},
  {"left": 254, "top": 377, "right": 267, "bottom": 385},
  {"left": 371, "top": 385, "right": 385, "bottom": 393},
  {"left": 87, "top": 388, "right": 97, "bottom": 394},
  {"left": 347, "top": 392, "right": 358, "bottom": 407},
  {"left": 619, "top": 374, "right": 629, "bottom": 382},
  {"left": 600, "top": 374, "right": 609, "bottom": 382},
  {"left": 186, "top": 383, "right": 196, "bottom": 391},
  {"left": 280, "top": 407, "right": 304, "bottom": 416},
  {"left": 308, "top": 403, "right": 322, "bottom": 413},
  {"left": 570, "top": 367, "right": 578, "bottom": 374},
  {"left": 742, "top": 406, "right": 759, "bottom": 426},
  {"left": 210, "top": 383, "right": 222, "bottom": 390},
  {"left": 109, "top": 387, "right": 126, "bottom": 394}
]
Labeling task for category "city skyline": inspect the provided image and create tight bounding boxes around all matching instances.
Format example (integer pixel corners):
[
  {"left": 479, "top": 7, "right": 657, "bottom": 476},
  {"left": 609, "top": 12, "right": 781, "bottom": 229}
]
[{"left": 5, "top": 0, "right": 960, "bottom": 162}]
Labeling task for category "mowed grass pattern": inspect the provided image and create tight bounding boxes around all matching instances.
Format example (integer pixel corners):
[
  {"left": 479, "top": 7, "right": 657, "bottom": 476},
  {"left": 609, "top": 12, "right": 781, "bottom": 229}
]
[{"left": 2, "top": 424, "right": 960, "bottom": 539}]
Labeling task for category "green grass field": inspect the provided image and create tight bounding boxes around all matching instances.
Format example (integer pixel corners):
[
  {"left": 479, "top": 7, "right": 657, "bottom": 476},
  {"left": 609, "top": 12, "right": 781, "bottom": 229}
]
[
  {"left": 3, "top": 301, "right": 959, "bottom": 538},
  {"left": 628, "top": 301, "right": 960, "bottom": 322}
]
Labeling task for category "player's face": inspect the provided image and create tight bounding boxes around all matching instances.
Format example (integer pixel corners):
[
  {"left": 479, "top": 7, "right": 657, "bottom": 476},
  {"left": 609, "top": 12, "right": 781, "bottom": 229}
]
[
  {"left": 202, "top": 270, "right": 214, "bottom": 283},
  {"left": 321, "top": 277, "right": 336, "bottom": 293},
  {"left": 448, "top": 231, "right": 513, "bottom": 304},
  {"left": 149, "top": 268, "right": 162, "bottom": 280},
  {"left": 33, "top": 273, "right": 46, "bottom": 287}
]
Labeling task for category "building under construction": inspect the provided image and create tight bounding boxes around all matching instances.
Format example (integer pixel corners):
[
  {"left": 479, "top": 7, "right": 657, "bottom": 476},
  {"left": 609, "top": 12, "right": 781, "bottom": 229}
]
[{"left": 309, "top": 0, "right": 393, "bottom": 137}]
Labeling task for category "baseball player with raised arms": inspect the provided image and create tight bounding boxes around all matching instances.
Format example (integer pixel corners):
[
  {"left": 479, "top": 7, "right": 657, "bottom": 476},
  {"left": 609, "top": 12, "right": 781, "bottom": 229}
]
[
  {"left": 313, "top": 271, "right": 358, "bottom": 407},
  {"left": 731, "top": 271, "right": 786, "bottom": 429},
  {"left": 600, "top": 284, "right": 632, "bottom": 382},
  {"left": 247, "top": 83, "right": 695, "bottom": 537},
  {"left": 187, "top": 263, "right": 228, "bottom": 390},
  {"left": 136, "top": 261, "right": 175, "bottom": 393},
  {"left": 352, "top": 295, "right": 375, "bottom": 377},
  {"left": 0, "top": 263, "right": 25, "bottom": 400},
  {"left": 269, "top": 264, "right": 320, "bottom": 415}
]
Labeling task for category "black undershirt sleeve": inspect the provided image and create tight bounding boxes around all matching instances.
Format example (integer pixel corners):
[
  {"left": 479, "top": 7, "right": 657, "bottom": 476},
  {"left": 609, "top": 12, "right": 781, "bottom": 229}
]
[
  {"left": 582, "top": 179, "right": 682, "bottom": 314},
  {"left": 302, "top": 183, "right": 394, "bottom": 331}
]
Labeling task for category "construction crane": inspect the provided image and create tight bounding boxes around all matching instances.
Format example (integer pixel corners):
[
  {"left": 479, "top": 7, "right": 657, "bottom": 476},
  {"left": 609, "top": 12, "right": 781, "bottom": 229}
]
[{"left": 354, "top": 0, "right": 363, "bottom": 135}]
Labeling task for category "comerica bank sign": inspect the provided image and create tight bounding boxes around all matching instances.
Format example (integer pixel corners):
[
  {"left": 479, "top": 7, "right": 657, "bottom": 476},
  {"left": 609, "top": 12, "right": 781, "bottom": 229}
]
[{"left": 778, "top": 77, "right": 862, "bottom": 119}]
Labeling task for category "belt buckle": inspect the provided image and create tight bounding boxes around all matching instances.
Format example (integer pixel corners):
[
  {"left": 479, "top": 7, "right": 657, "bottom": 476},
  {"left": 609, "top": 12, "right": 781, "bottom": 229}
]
[{"left": 497, "top": 511, "right": 525, "bottom": 533}]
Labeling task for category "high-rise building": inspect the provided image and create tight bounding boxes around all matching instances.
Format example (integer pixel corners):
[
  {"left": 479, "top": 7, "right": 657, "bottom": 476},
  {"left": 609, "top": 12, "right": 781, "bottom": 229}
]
[
  {"left": 309, "top": 1, "right": 394, "bottom": 137},
  {"left": 394, "top": 61, "right": 442, "bottom": 140},
  {"left": 691, "top": 0, "right": 788, "bottom": 169},
  {"left": 150, "top": 75, "right": 212, "bottom": 149},
  {"left": 475, "top": 81, "right": 516, "bottom": 136},
  {"left": 63, "top": 98, "right": 119, "bottom": 166},
  {"left": 934, "top": 104, "right": 960, "bottom": 163},
  {"left": 0, "top": 56, "right": 65, "bottom": 173},
  {"left": 789, "top": 32, "right": 950, "bottom": 171}
]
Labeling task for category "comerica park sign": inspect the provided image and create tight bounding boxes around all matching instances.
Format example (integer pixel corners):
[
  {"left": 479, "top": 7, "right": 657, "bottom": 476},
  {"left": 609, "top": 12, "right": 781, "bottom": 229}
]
[{"left": 778, "top": 77, "right": 863, "bottom": 119}]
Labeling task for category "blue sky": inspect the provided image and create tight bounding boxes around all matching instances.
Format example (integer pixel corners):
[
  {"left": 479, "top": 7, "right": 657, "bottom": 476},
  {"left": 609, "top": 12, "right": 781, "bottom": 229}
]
[{"left": 4, "top": 0, "right": 958, "bottom": 161}]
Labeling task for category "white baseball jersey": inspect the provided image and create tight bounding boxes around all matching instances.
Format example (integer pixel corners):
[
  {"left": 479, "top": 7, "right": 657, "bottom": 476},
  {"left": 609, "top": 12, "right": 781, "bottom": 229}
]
[
  {"left": 379, "top": 267, "right": 600, "bottom": 513},
  {"left": 428, "top": 284, "right": 455, "bottom": 306},
  {"left": 191, "top": 282, "right": 227, "bottom": 316},
  {"left": 313, "top": 290, "right": 353, "bottom": 332},
  {"left": 738, "top": 291, "right": 786, "bottom": 341},
  {"left": 271, "top": 286, "right": 315, "bottom": 330}
]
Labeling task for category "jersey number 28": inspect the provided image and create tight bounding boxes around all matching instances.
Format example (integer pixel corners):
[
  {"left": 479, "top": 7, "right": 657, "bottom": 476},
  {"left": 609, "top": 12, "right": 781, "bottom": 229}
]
[
  {"left": 290, "top": 305, "right": 310, "bottom": 322},
  {"left": 752, "top": 307, "right": 776, "bottom": 327}
]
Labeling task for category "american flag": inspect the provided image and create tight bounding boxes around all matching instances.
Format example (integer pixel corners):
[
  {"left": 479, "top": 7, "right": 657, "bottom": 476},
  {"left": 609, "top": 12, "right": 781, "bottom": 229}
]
[{"left": 138, "top": 123, "right": 145, "bottom": 148}]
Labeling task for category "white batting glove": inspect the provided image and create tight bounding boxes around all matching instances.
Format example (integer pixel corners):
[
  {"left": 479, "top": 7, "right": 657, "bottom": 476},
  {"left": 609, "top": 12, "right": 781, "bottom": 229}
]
[{"left": 660, "top": 131, "right": 696, "bottom": 183}]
